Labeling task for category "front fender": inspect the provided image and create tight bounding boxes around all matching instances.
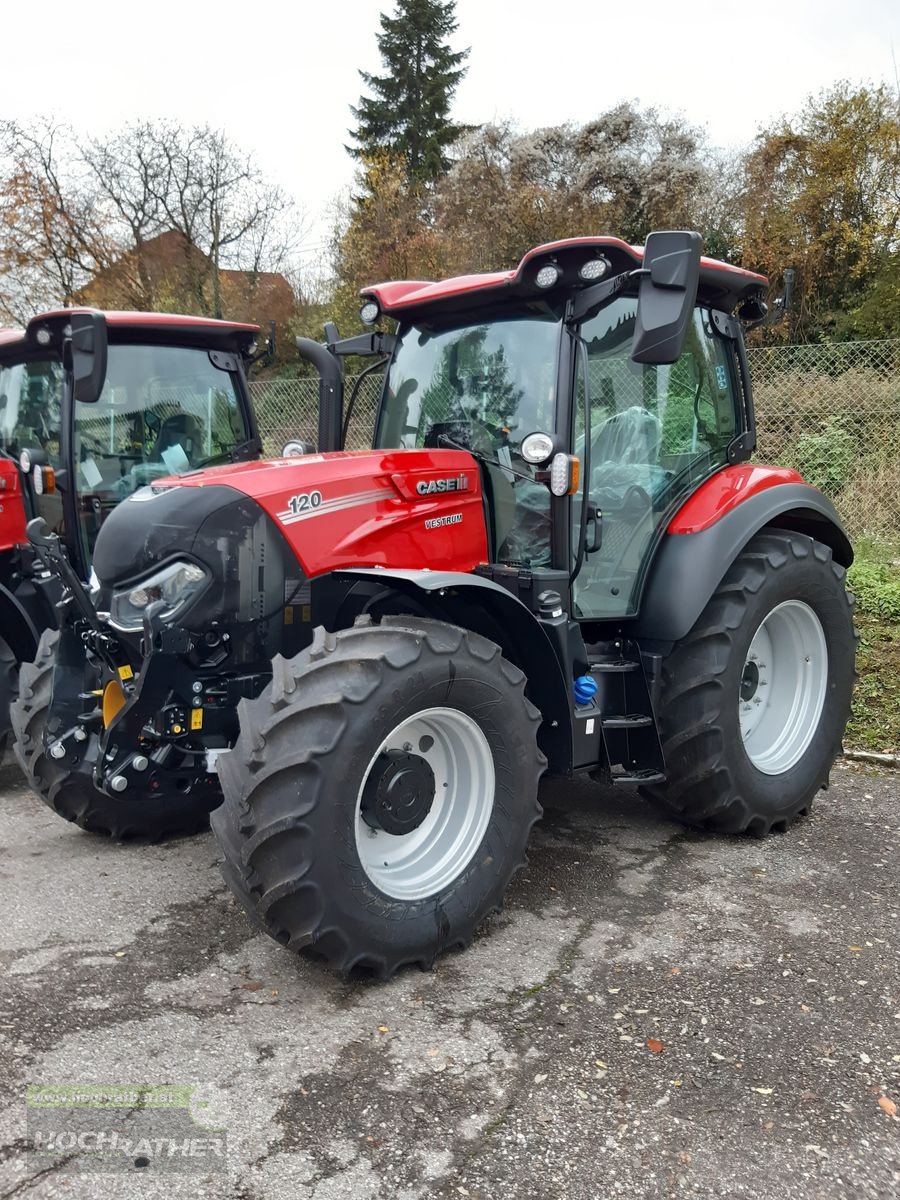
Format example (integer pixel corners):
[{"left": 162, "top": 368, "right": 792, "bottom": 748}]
[
  {"left": 630, "top": 482, "right": 853, "bottom": 645},
  {"left": 319, "top": 568, "right": 573, "bottom": 772}
]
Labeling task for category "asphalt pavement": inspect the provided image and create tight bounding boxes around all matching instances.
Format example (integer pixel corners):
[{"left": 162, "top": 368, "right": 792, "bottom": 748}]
[{"left": 0, "top": 760, "right": 898, "bottom": 1199}]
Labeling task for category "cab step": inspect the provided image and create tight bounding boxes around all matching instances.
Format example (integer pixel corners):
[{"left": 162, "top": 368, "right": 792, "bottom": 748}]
[
  {"left": 587, "top": 640, "right": 665, "bottom": 782},
  {"left": 601, "top": 714, "right": 654, "bottom": 729},
  {"left": 610, "top": 769, "right": 666, "bottom": 786}
]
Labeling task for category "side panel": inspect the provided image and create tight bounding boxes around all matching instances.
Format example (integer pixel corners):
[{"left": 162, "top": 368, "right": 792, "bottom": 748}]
[
  {"left": 160, "top": 449, "right": 490, "bottom": 579},
  {"left": 631, "top": 481, "right": 852, "bottom": 645}
]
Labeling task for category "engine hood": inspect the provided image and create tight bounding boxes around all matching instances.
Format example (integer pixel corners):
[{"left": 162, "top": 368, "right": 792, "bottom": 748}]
[{"left": 116, "top": 448, "right": 490, "bottom": 581}]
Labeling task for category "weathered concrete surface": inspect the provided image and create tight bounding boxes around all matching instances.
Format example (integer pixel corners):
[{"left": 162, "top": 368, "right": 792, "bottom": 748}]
[{"left": 0, "top": 761, "right": 897, "bottom": 1199}]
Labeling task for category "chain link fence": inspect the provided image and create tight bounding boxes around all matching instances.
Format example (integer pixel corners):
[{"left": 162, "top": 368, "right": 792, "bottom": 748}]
[
  {"left": 748, "top": 340, "right": 900, "bottom": 543},
  {"left": 250, "top": 338, "right": 900, "bottom": 543},
  {"left": 248, "top": 376, "right": 383, "bottom": 455}
]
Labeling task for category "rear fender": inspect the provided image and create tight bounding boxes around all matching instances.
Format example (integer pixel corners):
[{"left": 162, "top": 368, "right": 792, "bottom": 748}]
[
  {"left": 631, "top": 483, "right": 853, "bottom": 645},
  {"left": 316, "top": 568, "right": 573, "bottom": 771}
]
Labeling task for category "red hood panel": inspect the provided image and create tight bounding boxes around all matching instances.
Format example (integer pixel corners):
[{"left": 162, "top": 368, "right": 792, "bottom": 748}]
[{"left": 157, "top": 449, "right": 489, "bottom": 577}]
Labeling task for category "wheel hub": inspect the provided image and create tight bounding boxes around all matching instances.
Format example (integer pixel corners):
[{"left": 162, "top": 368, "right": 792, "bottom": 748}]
[
  {"left": 354, "top": 706, "right": 496, "bottom": 901},
  {"left": 740, "top": 659, "right": 760, "bottom": 702},
  {"left": 360, "top": 749, "right": 436, "bottom": 836}
]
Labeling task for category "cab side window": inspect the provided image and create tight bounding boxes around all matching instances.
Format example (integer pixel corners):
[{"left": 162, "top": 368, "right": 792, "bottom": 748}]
[{"left": 573, "top": 299, "right": 738, "bottom": 619}]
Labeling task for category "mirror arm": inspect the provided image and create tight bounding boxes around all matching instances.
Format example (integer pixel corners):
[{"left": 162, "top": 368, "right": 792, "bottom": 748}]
[
  {"left": 566, "top": 269, "right": 637, "bottom": 325},
  {"left": 328, "top": 331, "right": 397, "bottom": 358}
]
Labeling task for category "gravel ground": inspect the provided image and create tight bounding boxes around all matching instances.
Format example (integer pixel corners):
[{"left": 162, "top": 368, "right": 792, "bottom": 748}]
[{"left": 0, "top": 760, "right": 898, "bottom": 1199}]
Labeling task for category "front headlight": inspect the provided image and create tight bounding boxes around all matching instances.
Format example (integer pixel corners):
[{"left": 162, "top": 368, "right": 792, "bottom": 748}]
[{"left": 109, "top": 559, "right": 210, "bottom": 632}]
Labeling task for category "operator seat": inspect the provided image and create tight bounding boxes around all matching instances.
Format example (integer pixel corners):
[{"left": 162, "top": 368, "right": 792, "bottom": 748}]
[
  {"left": 150, "top": 413, "right": 204, "bottom": 467},
  {"left": 589, "top": 406, "right": 661, "bottom": 478}
]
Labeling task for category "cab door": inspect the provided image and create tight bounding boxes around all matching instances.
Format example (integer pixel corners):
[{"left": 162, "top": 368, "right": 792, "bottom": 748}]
[
  {"left": 572, "top": 298, "right": 741, "bottom": 620},
  {"left": 0, "top": 358, "right": 67, "bottom": 542}
]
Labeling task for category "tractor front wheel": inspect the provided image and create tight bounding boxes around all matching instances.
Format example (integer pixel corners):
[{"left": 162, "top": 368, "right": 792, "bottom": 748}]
[
  {"left": 0, "top": 634, "right": 19, "bottom": 763},
  {"left": 12, "top": 629, "right": 217, "bottom": 840},
  {"left": 212, "top": 617, "right": 546, "bottom": 977},
  {"left": 643, "top": 531, "right": 855, "bottom": 835}
]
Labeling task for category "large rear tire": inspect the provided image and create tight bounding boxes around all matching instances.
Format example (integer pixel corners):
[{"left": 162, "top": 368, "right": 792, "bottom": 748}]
[
  {"left": 212, "top": 617, "right": 546, "bottom": 977},
  {"left": 642, "top": 531, "right": 855, "bottom": 835},
  {"left": 12, "top": 629, "right": 215, "bottom": 840}
]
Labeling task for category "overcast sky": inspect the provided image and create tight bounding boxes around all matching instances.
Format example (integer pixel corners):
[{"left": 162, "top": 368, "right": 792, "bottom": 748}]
[{"left": 3, "top": 0, "right": 898, "bottom": 274}]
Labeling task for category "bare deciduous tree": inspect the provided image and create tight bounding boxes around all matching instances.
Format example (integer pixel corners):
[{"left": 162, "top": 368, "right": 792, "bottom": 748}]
[{"left": 0, "top": 118, "right": 303, "bottom": 324}]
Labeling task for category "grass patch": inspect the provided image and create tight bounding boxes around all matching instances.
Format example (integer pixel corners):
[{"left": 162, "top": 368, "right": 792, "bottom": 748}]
[{"left": 845, "top": 541, "right": 900, "bottom": 753}]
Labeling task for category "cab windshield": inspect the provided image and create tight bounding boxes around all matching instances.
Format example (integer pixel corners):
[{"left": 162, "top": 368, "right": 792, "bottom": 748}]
[
  {"left": 376, "top": 313, "right": 560, "bottom": 564},
  {"left": 377, "top": 313, "right": 559, "bottom": 457},
  {"left": 0, "top": 343, "right": 248, "bottom": 563}
]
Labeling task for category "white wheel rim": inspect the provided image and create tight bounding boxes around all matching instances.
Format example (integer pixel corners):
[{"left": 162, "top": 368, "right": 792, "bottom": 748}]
[
  {"left": 739, "top": 600, "right": 828, "bottom": 775},
  {"left": 354, "top": 706, "right": 495, "bottom": 900}
]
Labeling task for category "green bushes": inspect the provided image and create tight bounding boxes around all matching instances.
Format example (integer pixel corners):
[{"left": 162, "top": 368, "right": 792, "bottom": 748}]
[
  {"left": 844, "top": 545, "right": 900, "bottom": 753},
  {"left": 790, "top": 417, "right": 857, "bottom": 493},
  {"left": 848, "top": 556, "right": 900, "bottom": 623},
  {"left": 749, "top": 353, "right": 900, "bottom": 541}
]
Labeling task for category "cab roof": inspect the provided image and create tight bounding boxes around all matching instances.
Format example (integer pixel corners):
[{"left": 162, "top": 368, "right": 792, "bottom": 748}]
[
  {"left": 362, "top": 236, "right": 768, "bottom": 322},
  {"left": 0, "top": 309, "right": 260, "bottom": 359}
]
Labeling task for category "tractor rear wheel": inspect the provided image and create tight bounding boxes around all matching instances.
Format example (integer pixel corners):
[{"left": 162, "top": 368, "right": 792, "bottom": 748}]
[
  {"left": 643, "top": 531, "right": 855, "bottom": 835},
  {"left": 212, "top": 617, "right": 546, "bottom": 977},
  {"left": 12, "top": 629, "right": 216, "bottom": 840}
]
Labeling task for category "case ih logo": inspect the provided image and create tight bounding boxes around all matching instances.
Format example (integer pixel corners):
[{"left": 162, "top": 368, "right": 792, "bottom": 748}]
[{"left": 415, "top": 475, "right": 470, "bottom": 496}]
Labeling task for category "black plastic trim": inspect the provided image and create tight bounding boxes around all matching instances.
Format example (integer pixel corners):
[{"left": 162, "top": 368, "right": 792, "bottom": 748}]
[
  {"left": 296, "top": 337, "right": 344, "bottom": 452},
  {"left": 327, "top": 567, "right": 575, "bottom": 772}
]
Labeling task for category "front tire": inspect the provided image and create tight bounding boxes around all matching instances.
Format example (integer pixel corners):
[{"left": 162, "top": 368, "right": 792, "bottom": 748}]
[
  {"left": 643, "top": 531, "right": 855, "bottom": 835},
  {"left": 212, "top": 617, "right": 546, "bottom": 977},
  {"left": 0, "top": 634, "right": 19, "bottom": 764},
  {"left": 12, "top": 629, "right": 216, "bottom": 840}
]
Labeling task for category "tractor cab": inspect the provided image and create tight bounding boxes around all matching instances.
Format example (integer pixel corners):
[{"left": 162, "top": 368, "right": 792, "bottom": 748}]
[
  {"left": 0, "top": 310, "right": 262, "bottom": 579},
  {"left": 354, "top": 233, "right": 766, "bottom": 625}
]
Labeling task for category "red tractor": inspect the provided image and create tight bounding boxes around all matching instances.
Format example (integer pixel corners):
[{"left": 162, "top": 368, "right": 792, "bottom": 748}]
[
  {"left": 14, "top": 234, "right": 855, "bottom": 976},
  {"left": 0, "top": 309, "right": 264, "bottom": 755}
]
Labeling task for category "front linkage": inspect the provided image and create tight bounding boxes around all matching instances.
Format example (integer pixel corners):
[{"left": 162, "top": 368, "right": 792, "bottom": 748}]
[{"left": 25, "top": 517, "right": 264, "bottom": 820}]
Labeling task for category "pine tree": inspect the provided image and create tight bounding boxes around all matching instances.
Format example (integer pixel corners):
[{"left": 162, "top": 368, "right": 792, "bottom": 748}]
[{"left": 349, "top": 0, "right": 470, "bottom": 183}]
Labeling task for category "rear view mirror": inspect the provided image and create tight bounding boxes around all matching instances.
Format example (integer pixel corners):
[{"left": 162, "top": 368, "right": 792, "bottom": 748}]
[
  {"left": 632, "top": 231, "right": 702, "bottom": 365},
  {"left": 70, "top": 311, "right": 108, "bottom": 404}
]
